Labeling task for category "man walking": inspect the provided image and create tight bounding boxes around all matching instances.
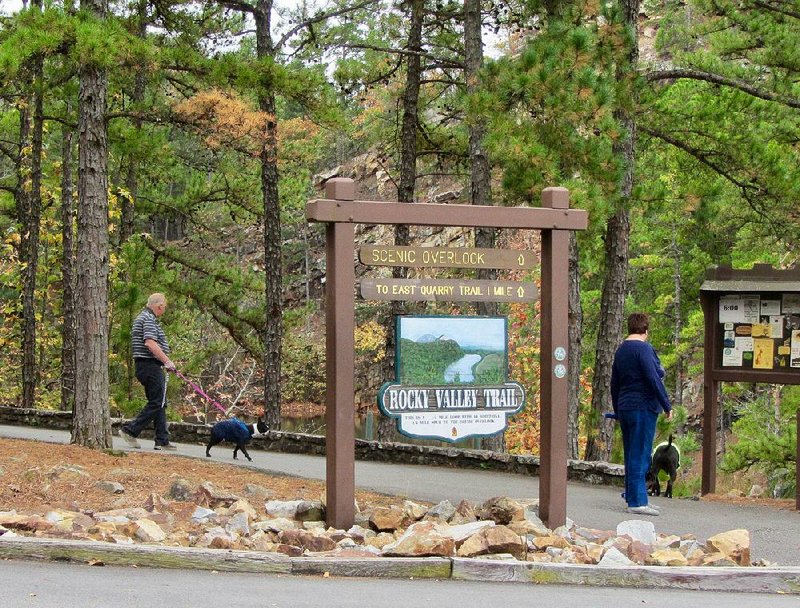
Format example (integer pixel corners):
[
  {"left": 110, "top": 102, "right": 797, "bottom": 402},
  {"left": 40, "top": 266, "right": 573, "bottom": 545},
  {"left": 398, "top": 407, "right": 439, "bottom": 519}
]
[{"left": 119, "top": 293, "right": 178, "bottom": 451}]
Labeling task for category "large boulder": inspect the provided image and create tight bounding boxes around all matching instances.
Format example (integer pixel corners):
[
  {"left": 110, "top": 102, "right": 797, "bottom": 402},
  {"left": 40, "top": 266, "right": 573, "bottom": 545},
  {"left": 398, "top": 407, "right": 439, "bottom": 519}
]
[
  {"left": 368, "top": 506, "right": 407, "bottom": 532},
  {"left": 382, "top": 521, "right": 455, "bottom": 557},
  {"left": 706, "top": 529, "right": 751, "bottom": 566},
  {"left": 456, "top": 525, "right": 525, "bottom": 560},
  {"left": 278, "top": 529, "right": 337, "bottom": 553},
  {"left": 475, "top": 497, "right": 525, "bottom": 525}
]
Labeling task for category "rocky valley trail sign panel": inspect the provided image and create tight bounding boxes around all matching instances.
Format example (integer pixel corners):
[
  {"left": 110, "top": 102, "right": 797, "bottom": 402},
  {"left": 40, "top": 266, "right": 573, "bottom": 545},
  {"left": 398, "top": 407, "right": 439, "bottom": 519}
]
[{"left": 378, "top": 315, "right": 525, "bottom": 442}]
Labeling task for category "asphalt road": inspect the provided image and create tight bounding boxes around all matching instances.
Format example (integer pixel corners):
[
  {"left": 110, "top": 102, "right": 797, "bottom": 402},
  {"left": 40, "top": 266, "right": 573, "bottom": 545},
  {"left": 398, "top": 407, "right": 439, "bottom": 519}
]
[
  {"left": 3, "top": 559, "right": 800, "bottom": 608},
  {"left": 2, "top": 424, "right": 798, "bottom": 566}
]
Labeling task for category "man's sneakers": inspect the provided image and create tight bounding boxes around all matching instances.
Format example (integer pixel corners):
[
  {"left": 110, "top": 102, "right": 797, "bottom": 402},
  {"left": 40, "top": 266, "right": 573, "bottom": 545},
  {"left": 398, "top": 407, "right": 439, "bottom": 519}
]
[
  {"left": 154, "top": 443, "right": 177, "bottom": 451},
  {"left": 627, "top": 505, "right": 660, "bottom": 516},
  {"left": 118, "top": 426, "right": 141, "bottom": 449}
]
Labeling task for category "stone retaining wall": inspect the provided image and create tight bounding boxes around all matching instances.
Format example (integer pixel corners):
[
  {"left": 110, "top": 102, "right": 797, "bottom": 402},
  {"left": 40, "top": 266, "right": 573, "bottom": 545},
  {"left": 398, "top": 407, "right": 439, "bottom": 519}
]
[{"left": 0, "top": 406, "right": 624, "bottom": 485}]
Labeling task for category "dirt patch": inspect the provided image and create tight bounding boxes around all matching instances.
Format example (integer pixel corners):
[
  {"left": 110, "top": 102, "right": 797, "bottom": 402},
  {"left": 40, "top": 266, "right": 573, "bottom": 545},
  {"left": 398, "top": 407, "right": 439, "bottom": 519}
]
[
  {"left": 700, "top": 493, "right": 796, "bottom": 511},
  {"left": 0, "top": 438, "right": 399, "bottom": 515}
]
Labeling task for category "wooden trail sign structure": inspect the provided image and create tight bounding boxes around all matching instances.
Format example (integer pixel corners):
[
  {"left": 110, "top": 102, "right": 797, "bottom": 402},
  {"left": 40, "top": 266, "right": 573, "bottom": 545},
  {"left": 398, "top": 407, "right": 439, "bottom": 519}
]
[
  {"left": 306, "top": 178, "right": 588, "bottom": 529},
  {"left": 699, "top": 264, "right": 800, "bottom": 510}
]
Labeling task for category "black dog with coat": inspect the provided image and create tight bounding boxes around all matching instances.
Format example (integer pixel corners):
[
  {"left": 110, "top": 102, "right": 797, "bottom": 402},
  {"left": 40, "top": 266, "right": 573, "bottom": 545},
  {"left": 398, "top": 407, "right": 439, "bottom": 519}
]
[
  {"left": 206, "top": 417, "right": 268, "bottom": 462},
  {"left": 646, "top": 434, "right": 680, "bottom": 498}
]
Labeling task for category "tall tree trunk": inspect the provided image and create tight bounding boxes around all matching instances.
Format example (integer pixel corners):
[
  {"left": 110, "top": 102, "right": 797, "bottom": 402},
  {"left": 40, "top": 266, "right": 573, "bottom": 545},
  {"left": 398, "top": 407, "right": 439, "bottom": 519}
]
[
  {"left": 255, "top": 0, "right": 282, "bottom": 430},
  {"left": 567, "top": 233, "right": 582, "bottom": 458},
  {"left": 18, "top": 0, "right": 45, "bottom": 410},
  {"left": 119, "top": 0, "right": 147, "bottom": 246},
  {"left": 671, "top": 232, "right": 683, "bottom": 408},
  {"left": 584, "top": 0, "right": 639, "bottom": 462},
  {"left": 72, "top": 0, "right": 111, "bottom": 448},
  {"left": 61, "top": 103, "right": 77, "bottom": 412},
  {"left": 22, "top": 76, "right": 44, "bottom": 411},
  {"left": 464, "top": 0, "right": 503, "bottom": 452},
  {"left": 377, "top": 0, "right": 424, "bottom": 443}
]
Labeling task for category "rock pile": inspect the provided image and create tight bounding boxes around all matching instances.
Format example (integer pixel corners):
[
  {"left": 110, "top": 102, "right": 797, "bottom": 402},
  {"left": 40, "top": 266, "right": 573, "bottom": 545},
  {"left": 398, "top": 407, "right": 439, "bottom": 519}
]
[{"left": 0, "top": 480, "right": 758, "bottom": 567}]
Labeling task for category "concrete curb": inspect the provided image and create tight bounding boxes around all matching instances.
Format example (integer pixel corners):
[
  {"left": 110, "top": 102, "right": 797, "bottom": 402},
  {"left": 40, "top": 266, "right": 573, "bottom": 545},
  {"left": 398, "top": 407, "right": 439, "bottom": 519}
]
[{"left": 2, "top": 536, "right": 799, "bottom": 594}]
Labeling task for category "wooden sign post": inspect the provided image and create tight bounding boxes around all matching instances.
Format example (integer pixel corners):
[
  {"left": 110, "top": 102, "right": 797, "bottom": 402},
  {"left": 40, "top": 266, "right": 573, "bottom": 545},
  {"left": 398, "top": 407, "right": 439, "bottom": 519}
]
[{"left": 306, "top": 178, "right": 588, "bottom": 529}]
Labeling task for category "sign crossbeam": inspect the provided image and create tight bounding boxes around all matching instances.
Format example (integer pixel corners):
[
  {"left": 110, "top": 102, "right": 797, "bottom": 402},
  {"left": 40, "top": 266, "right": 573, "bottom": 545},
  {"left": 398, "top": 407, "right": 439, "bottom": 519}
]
[{"left": 307, "top": 198, "right": 588, "bottom": 230}]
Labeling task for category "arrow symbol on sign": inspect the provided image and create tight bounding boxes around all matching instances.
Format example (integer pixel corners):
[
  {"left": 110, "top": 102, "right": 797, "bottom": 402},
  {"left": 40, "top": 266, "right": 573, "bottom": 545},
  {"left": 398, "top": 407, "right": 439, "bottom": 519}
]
[
  {"left": 518, "top": 254, "right": 525, "bottom": 266},
  {"left": 517, "top": 287, "right": 525, "bottom": 298}
]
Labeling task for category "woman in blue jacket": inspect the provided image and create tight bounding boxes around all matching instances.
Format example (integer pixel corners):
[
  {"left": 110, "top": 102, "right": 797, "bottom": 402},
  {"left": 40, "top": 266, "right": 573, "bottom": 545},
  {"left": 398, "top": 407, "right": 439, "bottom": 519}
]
[{"left": 611, "top": 312, "right": 673, "bottom": 516}]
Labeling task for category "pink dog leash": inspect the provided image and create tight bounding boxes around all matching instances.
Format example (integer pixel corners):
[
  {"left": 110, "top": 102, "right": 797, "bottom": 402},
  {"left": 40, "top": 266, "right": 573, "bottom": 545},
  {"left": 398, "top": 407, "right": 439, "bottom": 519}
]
[{"left": 172, "top": 369, "right": 228, "bottom": 415}]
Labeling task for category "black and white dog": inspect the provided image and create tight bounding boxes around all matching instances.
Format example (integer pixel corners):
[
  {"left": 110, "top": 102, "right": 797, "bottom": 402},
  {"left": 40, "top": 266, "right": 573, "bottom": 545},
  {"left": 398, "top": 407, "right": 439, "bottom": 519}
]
[
  {"left": 206, "top": 417, "right": 269, "bottom": 462},
  {"left": 646, "top": 434, "right": 680, "bottom": 498}
]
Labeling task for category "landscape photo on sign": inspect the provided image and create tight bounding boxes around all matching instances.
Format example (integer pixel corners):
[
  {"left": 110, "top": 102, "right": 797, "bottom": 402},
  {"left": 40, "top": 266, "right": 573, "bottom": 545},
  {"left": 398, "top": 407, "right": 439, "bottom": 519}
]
[{"left": 396, "top": 316, "right": 507, "bottom": 384}]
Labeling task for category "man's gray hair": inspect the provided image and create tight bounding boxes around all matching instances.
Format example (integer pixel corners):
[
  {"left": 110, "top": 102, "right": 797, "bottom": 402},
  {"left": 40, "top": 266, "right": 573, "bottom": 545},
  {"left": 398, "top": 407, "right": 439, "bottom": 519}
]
[{"left": 147, "top": 293, "right": 166, "bottom": 308}]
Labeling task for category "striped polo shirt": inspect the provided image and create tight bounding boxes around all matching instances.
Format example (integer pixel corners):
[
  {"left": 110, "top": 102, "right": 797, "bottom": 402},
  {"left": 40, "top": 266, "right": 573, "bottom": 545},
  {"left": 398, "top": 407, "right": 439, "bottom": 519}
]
[{"left": 132, "top": 307, "right": 170, "bottom": 360}]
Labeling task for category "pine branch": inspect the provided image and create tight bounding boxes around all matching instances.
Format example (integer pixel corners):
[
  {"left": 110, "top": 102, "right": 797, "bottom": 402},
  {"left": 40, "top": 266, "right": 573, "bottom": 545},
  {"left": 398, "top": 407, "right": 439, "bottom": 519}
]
[
  {"left": 641, "top": 125, "right": 785, "bottom": 237},
  {"left": 335, "top": 43, "right": 464, "bottom": 69},
  {"left": 276, "top": 0, "right": 380, "bottom": 50},
  {"left": 141, "top": 234, "right": 262, "bottom": 293},
  {"left": 215, "top": 0, "right": 256, "bottom": 15},
  {"left": 646, "top": 69, "right": 800, "bottom": 109},
  {"left": 749, "top": 0, "right": 800, "bottom": 20}
]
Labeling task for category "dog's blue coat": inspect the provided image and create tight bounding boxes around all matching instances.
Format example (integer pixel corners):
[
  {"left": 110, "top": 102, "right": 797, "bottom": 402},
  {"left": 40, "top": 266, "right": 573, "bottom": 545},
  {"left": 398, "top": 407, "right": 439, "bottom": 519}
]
[{"left": 210, "top": 418, "right": 252, "bottom": 444}]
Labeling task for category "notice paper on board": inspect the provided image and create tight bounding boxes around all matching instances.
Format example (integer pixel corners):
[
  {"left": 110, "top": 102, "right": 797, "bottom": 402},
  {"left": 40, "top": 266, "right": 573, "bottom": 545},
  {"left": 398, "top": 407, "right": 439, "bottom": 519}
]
[
  {"left": 719, "top": 295, "right": 761, "bottom": 323},
  {"left": 792, "top": 330, "right": 800, "bottom": 368},
  {"left": 753, "top": 338, "right": 775, "bottom": 369},
  {"left": 722, "top": 347, "right": 743, "bottom": 366}
]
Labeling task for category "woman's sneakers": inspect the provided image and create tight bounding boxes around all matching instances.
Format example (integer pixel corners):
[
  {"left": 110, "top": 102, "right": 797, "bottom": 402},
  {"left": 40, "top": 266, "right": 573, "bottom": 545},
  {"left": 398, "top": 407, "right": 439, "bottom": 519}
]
[{"left": 627, "top": 505, "right": 660, "bottom": 516}]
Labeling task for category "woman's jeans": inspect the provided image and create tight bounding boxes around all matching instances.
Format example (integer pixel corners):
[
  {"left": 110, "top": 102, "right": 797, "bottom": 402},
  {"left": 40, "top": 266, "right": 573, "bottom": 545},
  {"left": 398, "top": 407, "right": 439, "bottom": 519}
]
[{"left": 618, "top": 408, "right": 658, "bottom": 508}]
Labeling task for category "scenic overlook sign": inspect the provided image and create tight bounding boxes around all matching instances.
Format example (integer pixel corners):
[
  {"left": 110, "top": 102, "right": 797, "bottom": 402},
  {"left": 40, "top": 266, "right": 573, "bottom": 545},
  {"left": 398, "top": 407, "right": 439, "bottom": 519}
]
[{"left": 359, "top": 245, "right": 537, "bottom": 269}]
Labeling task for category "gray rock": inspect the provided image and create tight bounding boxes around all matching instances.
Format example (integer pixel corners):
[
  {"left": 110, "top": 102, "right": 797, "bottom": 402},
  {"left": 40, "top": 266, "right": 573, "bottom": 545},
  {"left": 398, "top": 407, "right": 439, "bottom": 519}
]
[
  {"left": 265, "top": 499, "right": 323, "bottom": 521},
  {"left": 616, "top": 519, "right": 656, "bottom": 546},
  {"left": 166, "top": 478, "right": 194, "bottom": 501},
  {"left": 191, "top": 506, "right": 217, "bottom": 522},
  {"left": 252, "top": 518, "right": 297, "bottom": 533},
  {"left": 598, "top": 546, "right": 634, "bottom": 567},
  {"left": 243, "top": 483, "right": 274, "bottom": 502},
  {"left": 441, "top": 520, "right": 496, "bottom": 545},
  {"left": 425, "top": 500, "right": 456, "bottom": 522},
  {"left": 95, "top": 481, "right": 125, "bottom": 494},
  {"left": 225, "top": 512, "right": 251, "bottom": 537}
]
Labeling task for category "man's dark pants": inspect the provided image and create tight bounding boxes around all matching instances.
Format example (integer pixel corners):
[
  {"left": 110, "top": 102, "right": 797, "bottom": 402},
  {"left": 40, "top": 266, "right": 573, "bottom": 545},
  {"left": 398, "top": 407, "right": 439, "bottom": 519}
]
[{"left": 122, "top": 358, "right": 170, "bottom": 446}]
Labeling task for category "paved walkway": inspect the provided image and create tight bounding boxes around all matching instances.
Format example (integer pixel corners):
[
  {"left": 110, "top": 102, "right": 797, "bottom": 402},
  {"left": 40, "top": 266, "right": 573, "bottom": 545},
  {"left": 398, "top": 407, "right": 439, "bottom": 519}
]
[{"left": 2, "top": 424, "right": 798, "bottom": 565}]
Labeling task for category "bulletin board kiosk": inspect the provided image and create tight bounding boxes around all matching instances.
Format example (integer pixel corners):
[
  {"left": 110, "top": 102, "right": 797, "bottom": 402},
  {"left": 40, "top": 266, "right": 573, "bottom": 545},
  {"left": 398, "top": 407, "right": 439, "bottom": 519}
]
[{"left": 699, "top": 264, "right": 800, "bottom": 509}]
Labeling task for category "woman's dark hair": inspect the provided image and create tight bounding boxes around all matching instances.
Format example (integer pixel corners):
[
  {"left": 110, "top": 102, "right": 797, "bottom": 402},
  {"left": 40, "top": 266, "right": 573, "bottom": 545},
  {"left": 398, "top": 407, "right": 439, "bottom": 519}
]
[{"left": 627, "top": 312, "right": 649, "bottom": 335}]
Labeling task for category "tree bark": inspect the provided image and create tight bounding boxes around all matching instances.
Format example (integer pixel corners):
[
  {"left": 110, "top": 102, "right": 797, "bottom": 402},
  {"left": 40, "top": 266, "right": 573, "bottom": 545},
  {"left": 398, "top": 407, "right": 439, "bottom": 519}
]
[
  {"left": 378, "top": 0, "right": 424, "bottom": 443},
  {"left": 254, "top": 0, "right": 283, "bottom": 431},
  {"left": 567, "top": 233, "right": 582, "bottom": 458},
  {"left": 671, "top": 232, "right": 683, "bottom": 407},
  {"left": 584, "top": 0, "right": 639, "bottom": 462},
  {"left": 464, "top": 0, "right": 503, "bottom": 452},
  {"left": 18, "top": 69, "right": 41, "bottom": 410},
  {"left": 119, "top": 0, "right": 147, "bottom": 246},
  {"left": 60, "top": 103, "right": 77, "bottom": 412},
  {"left": 72, "top": 0, "right": 111, "bottom": 448}
]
